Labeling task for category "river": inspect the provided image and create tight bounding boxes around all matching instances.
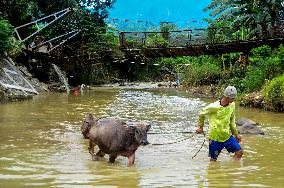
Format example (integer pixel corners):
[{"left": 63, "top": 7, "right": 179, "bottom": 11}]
[{"left": 0, "top": 87, "right": 283, "bottom": 187}]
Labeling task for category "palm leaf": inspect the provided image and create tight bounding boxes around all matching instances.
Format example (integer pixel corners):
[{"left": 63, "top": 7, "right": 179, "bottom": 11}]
[
  {"left": 204, "top": 0, "right": 229, "bottom": 12},
  {"left": 231, "top": 15, "right": 251, "bottom": 26},
  {"left": 209, "top": 3, "right": 232, "bottom": 17}
]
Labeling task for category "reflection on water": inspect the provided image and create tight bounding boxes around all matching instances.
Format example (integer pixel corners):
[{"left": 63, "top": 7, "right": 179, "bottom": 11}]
[{"left": 0, "top": 88, "right": 284, "bottom": 187}]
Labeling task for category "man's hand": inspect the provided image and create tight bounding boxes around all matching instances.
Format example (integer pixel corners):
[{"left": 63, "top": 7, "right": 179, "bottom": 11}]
[
  {"left": 235, "top": 134, "right": 242, "bottom": 143},
  {"left": 196, "top": 127, "right": 204, "bottom": 134}
]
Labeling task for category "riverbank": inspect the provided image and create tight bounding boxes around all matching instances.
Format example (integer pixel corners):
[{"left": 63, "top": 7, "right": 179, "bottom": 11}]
[
  {"left": 239, "top": 91, "right": 280, "bottom": 112},
  {"left": 180, "top": 85, "right": 283, "bottom": 112},
  {"left": 1, "top": 66, "right": 282, "bottom": 114}
]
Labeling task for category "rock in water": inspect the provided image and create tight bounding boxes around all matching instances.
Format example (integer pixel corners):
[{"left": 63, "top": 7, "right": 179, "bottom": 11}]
[{"left": 236, "top": 117, "right": 265, "bottom": 135}]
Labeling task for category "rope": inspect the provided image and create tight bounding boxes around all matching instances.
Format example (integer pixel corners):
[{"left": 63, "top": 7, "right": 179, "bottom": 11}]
[
  {"left": 150, "top": 130, "right": 207, "bottom": 159},
  {"left": 150, "top": 131, "right": 197, "bottom": 146},
  {"left": 148, "top": 131, "right": 198, "bottom": 134},
  {"left": 191, "top": 131, "right": 206, "bottom": 159}
]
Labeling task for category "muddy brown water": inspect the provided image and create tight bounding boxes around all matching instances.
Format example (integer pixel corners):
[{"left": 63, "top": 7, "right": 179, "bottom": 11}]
[{"left": 0, "top": 87, "right": 283, "bottom": 187}]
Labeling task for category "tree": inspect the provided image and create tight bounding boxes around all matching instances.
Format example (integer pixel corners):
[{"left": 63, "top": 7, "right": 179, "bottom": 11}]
[
  {"left": 0, "top": 0, "right": 116, "bottom": 39},
  {"left": 204, "top": 0, "right": 284, "bottom": 37},
  {"left": 204, "top": 18, "right": 233, "bottom": 43},
  {"left": 0, "top": 18, "right": 17, "bottom": 56},
  {"left": 159, "top": 22, "right": 176, "bottom": 41},
  {"left": 0, "top": 0, "right": 117, "bottom": 56},
  {"left": 0, "top": 0, "right": 38, "bottom": 27},
  {"left": 46, "top": 0, "right": 118, "bottom": 59}
]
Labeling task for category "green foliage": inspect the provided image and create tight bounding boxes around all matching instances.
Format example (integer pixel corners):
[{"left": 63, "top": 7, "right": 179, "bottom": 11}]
[
  {"left": 276, "top": 44, "right": 284, "bottom": 65},
  {"left": 261, "top": 74, "right": 284, "bottom": 111},
  {"left": 180, "top": 60, "right": 222, "bottom": 86},
  {"left": 204, "top": 0, "right": 283, "bottom": 38},
  {"left": 204, "top": 18, "right": 254, "bottom": 43},
  {"left": 145, "top": 33, "right": 168, "bottom": 48},
  {"left": 160, "top": 56, "right": 193, "bottom": 65},
  {"left": 86, "top": 27, "right": 119, "bottom": 52},
  {"left": 0, "top": 18, "right": 20, "bottom": 56},
  {"left": 71, "top": 64, "right": 114, "bottom": 85},
  {"left": 0, "top": 0, "right": 115, "bottom": 26},
  {"left": 0, "top": 0, "right": 116, "bottom": 55},
  {"left": 156, "top": 44, "right": 283, "bottom": 95},
  {"left": 227, "top": 45, "right": 283, "bottom": 93},
  {"left": 205, "top": 18, "right": 233, "bottom": 43},
  {"left": 133, "top": 63, "right": 163, "bottom": 81},
  {"left": 124, "top": 33, "right": 143, "bottom": 48},
  {"left": 248, "top": 45, "right": 283, "bottom": 79},
  {"left": 144, "top": 56, "right": 223, "bottom": 86},
  {"left": 238, "top": 66, "right": 265, "bottom": 93},
  {"left": 159, "top": 22, "right": 176, "bottom": 40},
  {"left": 0, "top": 0, "right": 39, "bottom": 26},
  {"left": 160, "top": 23, "right": 176, "bottom": 33},
  {"left": 250, "top": 45, "right": 272, "bottom": 60},
  {"left": 261, "top": 57, "right": 283, "bottom": 79},
  {"left": 232, "top": 26, "right": 252, "bottom": 41}
]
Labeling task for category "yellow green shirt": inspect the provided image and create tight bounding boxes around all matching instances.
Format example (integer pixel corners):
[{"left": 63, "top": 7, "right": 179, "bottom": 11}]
[{"left": 198, "top": 101, "right": 238, "bottom": 142}]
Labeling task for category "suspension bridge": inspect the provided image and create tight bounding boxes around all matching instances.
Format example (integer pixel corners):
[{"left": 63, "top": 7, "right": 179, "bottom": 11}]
[{"left": 118, "top": 25, "right": 284, "bottom": 60}]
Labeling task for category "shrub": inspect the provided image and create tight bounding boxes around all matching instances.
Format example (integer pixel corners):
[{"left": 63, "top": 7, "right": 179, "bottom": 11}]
[
  {"left": 227, "top": 77, "right": 243, "bottom": 90},
  {"left": 181, "top": 61, "right": 222, "bottom": 86},
  {"left": 0, "top": 18, "right": 20, "bottom": 56},
  {"left": 250, "top": 45, "right": 272, "bottom": 62},
  {"left": 276, "top": 44, "right": 284, "bottom": 71},
  {"left": 145, "top": 33, "right": 168, "bottom": 48},
  {"left": 239, "top": 66, "right": 265, "bottom": 93},
  {"left": 0, "top": 18, "right": 14, "bottom": 55},
  {"left": 261, "top": 57, "right": 284, "bottom": 79},
  {"left": 261, "top": 75, "right": 284, "bottom": 112}
]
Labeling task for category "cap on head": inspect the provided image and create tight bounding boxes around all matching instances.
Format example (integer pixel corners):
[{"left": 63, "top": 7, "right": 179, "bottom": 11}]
[{"left": 224, "top": 86, "right": 237, "bottom": 99}]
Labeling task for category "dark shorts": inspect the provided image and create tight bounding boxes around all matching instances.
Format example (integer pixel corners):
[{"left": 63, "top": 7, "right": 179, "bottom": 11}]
[{"left": 209, "top": 135, "right": 242, "bottom": 160}]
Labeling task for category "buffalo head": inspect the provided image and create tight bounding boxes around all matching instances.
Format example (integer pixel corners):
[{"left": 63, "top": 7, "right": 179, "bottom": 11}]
[
  {"left": 81, "top": 113, "right": 97, "bottom": 139},
  {"left": 131, "top": 124, "right": 151, "bottom": 146}
]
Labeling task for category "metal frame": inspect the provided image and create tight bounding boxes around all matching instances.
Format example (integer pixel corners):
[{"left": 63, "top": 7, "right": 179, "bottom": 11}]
[
  {"left": 48, "top": 29, "right": 81, "bottom": 52},
  {"left": 14, "top": 8, "right": 70, "bottom": 42},
  {"left": 29, "top": 29, "right": 81, "bottom": 53},
  {"left": 0, "top": 58, "right": 39, "bottom": 95}
]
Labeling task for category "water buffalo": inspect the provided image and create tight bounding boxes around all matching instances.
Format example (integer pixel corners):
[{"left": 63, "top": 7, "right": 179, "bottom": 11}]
[{"left": 81, "top": 114, "right": 151, "bottom": 166}]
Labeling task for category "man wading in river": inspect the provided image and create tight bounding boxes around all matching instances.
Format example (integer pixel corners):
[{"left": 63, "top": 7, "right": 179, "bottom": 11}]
[{"left": 196, "top": 86, "right": 243, "bottom": 161}]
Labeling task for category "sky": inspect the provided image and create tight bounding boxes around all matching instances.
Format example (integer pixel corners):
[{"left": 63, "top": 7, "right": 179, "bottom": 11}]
[{"left": 107, "top": 0, "right": 212, "bottom": 30}]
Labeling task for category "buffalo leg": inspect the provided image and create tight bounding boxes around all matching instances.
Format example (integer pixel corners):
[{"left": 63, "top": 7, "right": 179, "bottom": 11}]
[
  {"left": 109, "top": 155, "right": 117, "bottom": 163},
  {"left": 93, "top": 150, "right": 105, "bottom": 161},
  {"left": 96, "top": 150, "right": 105, "bottom": 157},
  {"left": 128, "top": 153, "right": 135, "bottom": 166},
  {"left": 88, "top": 141, "right": 96, "bottom": 160}
]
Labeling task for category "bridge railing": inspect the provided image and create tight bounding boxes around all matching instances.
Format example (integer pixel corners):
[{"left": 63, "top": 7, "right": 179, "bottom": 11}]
[
  {"left": 119, "top": 24, "right": 284, "bottom": 49},
  {"left": 119, "top": 29, "right": 206, "bottom": 48}
]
